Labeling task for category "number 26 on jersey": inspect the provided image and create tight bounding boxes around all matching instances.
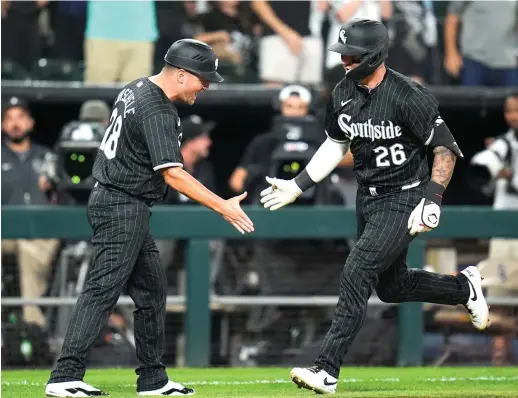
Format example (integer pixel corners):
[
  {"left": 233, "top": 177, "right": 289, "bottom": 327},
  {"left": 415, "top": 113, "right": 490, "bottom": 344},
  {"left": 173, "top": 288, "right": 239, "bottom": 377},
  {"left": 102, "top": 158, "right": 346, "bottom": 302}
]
[
  {"left": 373, "top": 143, "right": 407, "bottom": 167},
  {"left": 100, "top": 108, "right": 123, "bottom": 159}
]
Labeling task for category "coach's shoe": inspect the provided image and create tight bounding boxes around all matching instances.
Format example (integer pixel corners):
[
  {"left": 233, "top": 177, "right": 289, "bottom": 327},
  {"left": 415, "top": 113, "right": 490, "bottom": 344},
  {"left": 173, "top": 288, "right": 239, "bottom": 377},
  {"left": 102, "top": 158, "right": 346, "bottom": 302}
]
[
  {"left": 461, "top": 266, "right": 490, "bottom": 330},
  {"left": 137, "top": 380, "right": 194, "bottom": 396},
  {"left": 45, "top": 381, "right": 109, "bottom": 397},
  {"left": 290, "top": 366, "right": 337, "bottom": 394}
]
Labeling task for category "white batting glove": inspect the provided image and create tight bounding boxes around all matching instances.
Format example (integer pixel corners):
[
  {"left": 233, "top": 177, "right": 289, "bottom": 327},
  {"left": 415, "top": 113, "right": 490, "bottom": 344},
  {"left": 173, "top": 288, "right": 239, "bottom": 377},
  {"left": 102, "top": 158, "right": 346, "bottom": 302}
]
[
  {"left": 408, "top": 198, "right": 441, "bottom": 235},
  {"left": 260, "top": 176, "right": 302, "bottom": 211}
]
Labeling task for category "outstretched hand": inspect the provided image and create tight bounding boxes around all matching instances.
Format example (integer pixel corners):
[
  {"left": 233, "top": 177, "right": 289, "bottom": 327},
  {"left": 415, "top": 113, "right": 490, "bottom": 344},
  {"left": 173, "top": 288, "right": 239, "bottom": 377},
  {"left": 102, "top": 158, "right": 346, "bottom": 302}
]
[
  {"left": 221, "top": 192, "right": 254, "bottom": 234},
  {"left": 260, "top": 176, "right": 302, "bottom": 211}
]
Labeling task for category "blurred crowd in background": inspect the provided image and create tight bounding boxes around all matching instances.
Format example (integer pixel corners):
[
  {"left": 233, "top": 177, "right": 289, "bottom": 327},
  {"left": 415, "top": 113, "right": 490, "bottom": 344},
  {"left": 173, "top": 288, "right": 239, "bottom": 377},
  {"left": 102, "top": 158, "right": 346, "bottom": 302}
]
[
  {"left": 2, "top": 0, "right": 517, "bottom": 86},
  {"left": 2, "top": 0, "right": 518, "bottom": 369}
]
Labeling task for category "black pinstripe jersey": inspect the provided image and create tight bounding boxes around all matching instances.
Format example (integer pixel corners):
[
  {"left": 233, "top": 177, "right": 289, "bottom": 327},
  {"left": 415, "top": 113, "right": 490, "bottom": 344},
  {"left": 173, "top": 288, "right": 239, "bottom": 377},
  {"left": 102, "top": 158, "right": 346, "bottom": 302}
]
[
  {"left": 326, "top": 68, "right": 441, "bottom": 189},
  {"left": 92, "top": 78, "right": 183, "bottom": 203}
]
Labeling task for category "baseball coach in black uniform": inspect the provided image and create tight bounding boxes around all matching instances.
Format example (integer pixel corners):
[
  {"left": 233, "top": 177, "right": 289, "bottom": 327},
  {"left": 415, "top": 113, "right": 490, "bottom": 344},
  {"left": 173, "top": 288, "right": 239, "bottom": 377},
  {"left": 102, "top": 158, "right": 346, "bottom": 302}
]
[
  {"left": 260, "top": 19, "right": 490, "bottom": 394},
  {"left": 46, "top": 39, "right": 254, "bottom": 397}
]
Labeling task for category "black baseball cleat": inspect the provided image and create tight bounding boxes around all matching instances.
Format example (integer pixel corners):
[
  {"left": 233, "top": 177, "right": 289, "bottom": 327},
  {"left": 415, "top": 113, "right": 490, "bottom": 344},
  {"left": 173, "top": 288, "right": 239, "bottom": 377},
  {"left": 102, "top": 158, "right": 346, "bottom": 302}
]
[{"left": 45, "top": 381, "right": 109, "bottom": 397}]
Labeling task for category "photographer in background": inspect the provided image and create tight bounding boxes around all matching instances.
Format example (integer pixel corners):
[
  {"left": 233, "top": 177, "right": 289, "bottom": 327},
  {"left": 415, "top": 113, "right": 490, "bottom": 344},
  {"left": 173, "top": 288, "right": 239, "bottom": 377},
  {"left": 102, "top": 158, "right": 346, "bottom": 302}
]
[
  {"left": 1, "top": 96, "right": 60, "bottom": 329},
  {"left": 470, "top": 93, "right": 518, "bottom": 364},
  {"left": 229, "top": 84, "right": 319, "bottom": 197}
]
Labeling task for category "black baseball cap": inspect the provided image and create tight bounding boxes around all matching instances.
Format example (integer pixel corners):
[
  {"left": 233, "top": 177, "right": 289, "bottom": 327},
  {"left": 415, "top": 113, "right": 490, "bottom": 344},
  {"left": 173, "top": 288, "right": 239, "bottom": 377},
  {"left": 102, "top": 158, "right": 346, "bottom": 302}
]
[
  {"left": 2, "top": 96, "right": 30, "bottom": 120},
  {"left": 181, "top": 114, "right": 215, "bottom": 142}
]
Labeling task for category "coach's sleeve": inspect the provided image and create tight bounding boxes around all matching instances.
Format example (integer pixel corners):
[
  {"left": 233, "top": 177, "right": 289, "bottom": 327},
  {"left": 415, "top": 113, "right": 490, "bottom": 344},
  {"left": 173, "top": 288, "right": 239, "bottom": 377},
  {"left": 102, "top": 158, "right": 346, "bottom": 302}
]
[
  {"left": 141, "top": 112, "right": 184, "bottom": 171},
  {"left": 402, "top": 90, "right": 440, "bottom": 145},
  {"left": 325, "top": 99, "right": 349, "bottom": 143}
]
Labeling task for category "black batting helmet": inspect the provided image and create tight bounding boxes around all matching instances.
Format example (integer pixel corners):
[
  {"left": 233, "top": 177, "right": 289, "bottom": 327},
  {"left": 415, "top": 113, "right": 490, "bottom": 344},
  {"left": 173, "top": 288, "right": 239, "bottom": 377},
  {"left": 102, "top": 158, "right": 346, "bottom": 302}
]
[
  {"left": 329, "top": 19, "right": 389, "bottom": 81},
  {"left": 164, "top": 39, "right": 224, "bottom": 83}
]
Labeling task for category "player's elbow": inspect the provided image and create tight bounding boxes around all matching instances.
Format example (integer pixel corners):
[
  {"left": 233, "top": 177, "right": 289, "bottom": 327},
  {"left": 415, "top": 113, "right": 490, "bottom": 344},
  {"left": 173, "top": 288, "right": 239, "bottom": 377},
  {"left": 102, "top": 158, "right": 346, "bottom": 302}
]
[
  {"left": 428, "top": 123, "right": 463, "bottom": 159},
  {"left": 162, "top": 166, "right": 184, "bottom": 181}
]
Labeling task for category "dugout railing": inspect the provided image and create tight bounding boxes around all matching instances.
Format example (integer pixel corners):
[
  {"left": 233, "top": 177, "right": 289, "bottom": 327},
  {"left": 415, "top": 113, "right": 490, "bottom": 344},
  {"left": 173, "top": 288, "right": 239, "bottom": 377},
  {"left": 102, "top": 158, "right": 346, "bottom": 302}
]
[{"left": 2, "top": 206, "right": 518, "bottom": 367}]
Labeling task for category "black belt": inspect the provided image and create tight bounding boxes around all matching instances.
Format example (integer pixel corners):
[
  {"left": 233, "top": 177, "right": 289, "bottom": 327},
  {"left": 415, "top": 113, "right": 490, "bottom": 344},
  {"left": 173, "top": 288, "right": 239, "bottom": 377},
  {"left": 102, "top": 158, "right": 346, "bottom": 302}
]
[
  {"left": 359, "top": 180, "right": 422, "bottom": 197},
  {"left": 94, "top": 181, "right": 155, "bottom": 207}
]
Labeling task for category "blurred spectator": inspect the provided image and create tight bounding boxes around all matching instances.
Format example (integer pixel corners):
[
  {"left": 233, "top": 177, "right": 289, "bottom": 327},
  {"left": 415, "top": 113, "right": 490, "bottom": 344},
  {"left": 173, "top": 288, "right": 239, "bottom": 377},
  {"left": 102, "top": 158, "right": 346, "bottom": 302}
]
[
  {"left": 49, "top": 1, "right": 86, "bottom": 62},
  {"left": 444, "top": 1, "right": 518, "bottom": 87},
  {"left": 84, "top": 0, "right": 157, "bottom": 84},
  {"left": 201, "top": 1, "right": 259, "bottom": 79},
  {"left": 386, "top": 1, "right": 437, "bottom": 84},
  {"left": 154, "top": 1, "right": 242, "bottom": 74},
  {"left": 470, "top": 94, "right": 518, "bottom": 364},
  {"left": 156, "top": 115, "right": 216, "bottom": 273},
  {"left": 1, "top": 97, "right": 60, "bottom": 328},
  {"left": 154, "top": 1, "right": 201, "bottom": 73},
  {"left": 312, "top": 0, "right": 392, "bottom": 71},
  {"left": 78, "top": 99, "right": 111, "bottom": 127},
  {"left": 1, "top": 0, "right": 47, "bottom": 72},
  {"left": 251, "top": 0, "right": 323, "bottom": 86},
  {"left": 229, "top": 84, "right": 320, "bottom": 195}
]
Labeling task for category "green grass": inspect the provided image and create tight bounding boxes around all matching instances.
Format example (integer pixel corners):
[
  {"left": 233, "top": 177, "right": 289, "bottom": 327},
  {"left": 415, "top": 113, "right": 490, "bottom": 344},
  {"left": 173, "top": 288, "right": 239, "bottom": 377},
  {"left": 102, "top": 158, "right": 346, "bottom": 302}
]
[{"left": 2, "top": 367, "right": 518, "bottom": 397}]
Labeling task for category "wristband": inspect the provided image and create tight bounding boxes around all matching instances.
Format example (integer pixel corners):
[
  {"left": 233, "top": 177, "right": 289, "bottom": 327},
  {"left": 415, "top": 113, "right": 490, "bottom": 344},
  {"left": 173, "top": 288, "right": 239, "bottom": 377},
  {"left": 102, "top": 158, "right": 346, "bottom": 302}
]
[
  {"left": 424, "top": 181, "right": 445, "bottom": 205},
  {"left": 294, "top": 169, "right": 316, "bottom": 192}
]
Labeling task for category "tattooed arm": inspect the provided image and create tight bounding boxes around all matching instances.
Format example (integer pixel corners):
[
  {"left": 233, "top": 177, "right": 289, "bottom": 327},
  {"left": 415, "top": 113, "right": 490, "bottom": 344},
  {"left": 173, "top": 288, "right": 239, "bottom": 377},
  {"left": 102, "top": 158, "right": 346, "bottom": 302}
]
[
  {"left": 431, "top": 146, "right": 457, "bottom": 189},
  {"left": 408, "top": 145, "right": 459, "bottom": 235}
]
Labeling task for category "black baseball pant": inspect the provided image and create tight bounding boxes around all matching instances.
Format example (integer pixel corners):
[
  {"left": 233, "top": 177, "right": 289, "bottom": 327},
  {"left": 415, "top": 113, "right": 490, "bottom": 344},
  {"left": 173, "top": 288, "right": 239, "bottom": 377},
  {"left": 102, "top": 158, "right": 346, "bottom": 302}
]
[
  {"left": 49, "top": 186, "right": 168, "bottom": 392},
  {"left": 314, "top": 186, "right": 470, "bottom": 378}
]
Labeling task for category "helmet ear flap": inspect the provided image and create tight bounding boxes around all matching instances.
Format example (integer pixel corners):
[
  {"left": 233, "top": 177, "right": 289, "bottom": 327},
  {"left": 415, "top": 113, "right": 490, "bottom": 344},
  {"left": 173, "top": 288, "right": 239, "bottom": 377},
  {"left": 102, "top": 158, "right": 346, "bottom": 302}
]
[
  {"left": 367, "top": 37, "right": 389, "bottom": 68},
  {"left": 367, "top": 51, "right": 383, "bottom": 68}
]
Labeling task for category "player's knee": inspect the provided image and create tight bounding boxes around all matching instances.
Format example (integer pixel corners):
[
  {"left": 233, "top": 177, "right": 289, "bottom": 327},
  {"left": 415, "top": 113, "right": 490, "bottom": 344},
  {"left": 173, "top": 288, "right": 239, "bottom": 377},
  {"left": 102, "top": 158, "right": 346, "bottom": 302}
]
[{"left": 375, "top": 286, "right": 402, "bottom": 303}]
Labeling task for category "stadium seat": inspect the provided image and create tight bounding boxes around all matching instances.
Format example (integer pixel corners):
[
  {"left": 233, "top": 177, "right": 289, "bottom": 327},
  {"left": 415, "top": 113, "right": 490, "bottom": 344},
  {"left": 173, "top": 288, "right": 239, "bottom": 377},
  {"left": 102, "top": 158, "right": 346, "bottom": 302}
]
[
  {"left": 1, "top": 59, "right": 30, "bottom": 81},
  {"left": 31, "top": 58, "right": 83, "bottom": 82}
]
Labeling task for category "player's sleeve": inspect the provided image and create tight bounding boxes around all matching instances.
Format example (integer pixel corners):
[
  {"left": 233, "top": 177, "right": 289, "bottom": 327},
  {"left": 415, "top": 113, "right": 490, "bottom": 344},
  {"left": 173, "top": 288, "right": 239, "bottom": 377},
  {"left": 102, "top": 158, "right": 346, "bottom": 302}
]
[
  {"left": 402, "top": 90, "right": 440, "bottom": 145},
  {"left": 141, "top": 112, "right": 184, "bottom": 171},
  {"left": 324, "top": 99, "right": 349, "bottom": 143}
]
